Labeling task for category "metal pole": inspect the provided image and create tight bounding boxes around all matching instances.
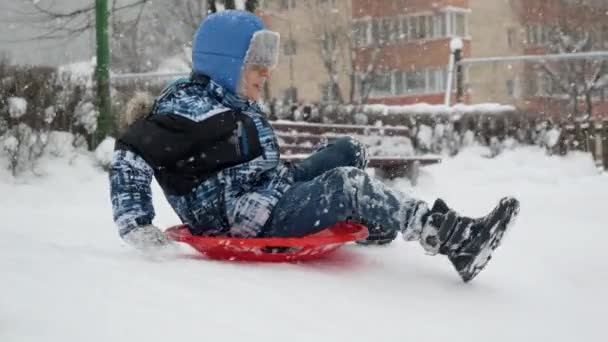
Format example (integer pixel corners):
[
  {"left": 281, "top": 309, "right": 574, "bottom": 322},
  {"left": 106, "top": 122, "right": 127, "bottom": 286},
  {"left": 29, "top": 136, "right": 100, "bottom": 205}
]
[
  {"left": 111, "top": 71, "right": 190, "bottom": 82},
  {"left": 455, "top": 48, "right": 464, "bottom": 103},
  {"left": 459, "top": 51, "right": 608, "bottom": 65},
  {"left": 94, "top": 0, "right": 112, "bottom": 146},
  {"left": 444, "top": 51, "right": 455, "bottom": 106}
]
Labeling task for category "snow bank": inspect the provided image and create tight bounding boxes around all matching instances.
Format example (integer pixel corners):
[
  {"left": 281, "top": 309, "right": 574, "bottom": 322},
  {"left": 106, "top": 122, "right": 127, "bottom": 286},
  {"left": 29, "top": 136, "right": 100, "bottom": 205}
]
[{"left": 8, "top": 97, "right": 27, "bottom": 118}]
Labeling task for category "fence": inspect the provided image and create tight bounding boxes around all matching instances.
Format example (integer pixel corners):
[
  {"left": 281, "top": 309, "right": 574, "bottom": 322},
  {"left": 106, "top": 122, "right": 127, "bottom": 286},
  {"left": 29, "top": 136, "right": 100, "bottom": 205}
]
[{"left": 559, "top": 120, "right": 608, "bottom": 170}]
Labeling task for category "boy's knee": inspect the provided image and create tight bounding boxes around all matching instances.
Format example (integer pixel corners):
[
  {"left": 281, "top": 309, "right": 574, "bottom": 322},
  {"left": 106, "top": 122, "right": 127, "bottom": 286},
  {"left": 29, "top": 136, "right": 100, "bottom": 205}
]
[
  {"left": 333, "top": 137, "right": 368, "bottom": 169},
  {"left": 322, "top": 167, "right": 367, "bottom": 191}
]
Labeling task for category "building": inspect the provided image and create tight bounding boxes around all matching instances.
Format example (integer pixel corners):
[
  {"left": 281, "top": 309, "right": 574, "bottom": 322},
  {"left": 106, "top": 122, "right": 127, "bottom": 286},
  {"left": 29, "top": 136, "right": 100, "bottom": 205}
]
[
  {"left": 259, "top": 0, "right": 355, "bottom": 104},
  {"left": 261, "top": 0, "right": 608, "bottom": 119},
  {"left": 351, "top": 0, "right": 472, "bottom": 105},
  {"left": 259, "top": 0, "right": 473, "bottom": 106},
  {"left": 514, "top": 0, "right": 608, "bottom": 118},
  {"left": 467, "top": 0, "right": 525, "bottom": 105}
]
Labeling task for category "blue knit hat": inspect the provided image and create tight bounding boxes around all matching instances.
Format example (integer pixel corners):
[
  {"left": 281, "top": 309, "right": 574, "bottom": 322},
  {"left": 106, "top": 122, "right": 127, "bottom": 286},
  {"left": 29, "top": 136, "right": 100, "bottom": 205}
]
[{"left": 192, "top": 10, "right": 267, "bottom": 95}]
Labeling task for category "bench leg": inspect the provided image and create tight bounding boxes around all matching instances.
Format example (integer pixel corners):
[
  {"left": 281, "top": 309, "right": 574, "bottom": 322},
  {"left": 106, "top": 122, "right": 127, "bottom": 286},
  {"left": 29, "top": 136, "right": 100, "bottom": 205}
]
[
  {"left": 406, "top": 161, "right": 421, "bottom": 186},
  {"left": 375, "top": 166, "right": 407, "bottom": 180}
]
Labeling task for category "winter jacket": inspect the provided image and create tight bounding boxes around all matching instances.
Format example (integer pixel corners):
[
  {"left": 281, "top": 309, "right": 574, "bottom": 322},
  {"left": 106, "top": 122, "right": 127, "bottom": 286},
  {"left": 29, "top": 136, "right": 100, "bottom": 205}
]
[
  {"left": 110, "top": 76, "right": 294, "bottom": 237},
  {"left": 111, "top": 10, "right": 293, "bottom": 238}
]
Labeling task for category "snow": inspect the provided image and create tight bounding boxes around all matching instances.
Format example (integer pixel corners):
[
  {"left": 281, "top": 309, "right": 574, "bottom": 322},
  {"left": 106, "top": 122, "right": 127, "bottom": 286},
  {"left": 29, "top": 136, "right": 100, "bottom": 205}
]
[
  {"left": 56, "top": 58, "right": 95, "bottom": 88},
  {"left": 44, "top": 106, "right": 56, "bottom": 124},
  {"left": 416, "top": 124, "right": 433, "bottom": 150},
  {"left": 8, "top": 97, "right": 27, "bottom": 118},
  {"left": 45, "top": 131, "right": 78, "bottom": 158},
  {"left": 2, "top": 134, "right": 18, "bottom": 151},
  {"left": 57, "top": 58, "right": 95, "bottom": 79},
  {"left": 545, "top": 128, "right": 561, "bottom": 148},
  {"left": 1, "top": 145, "right": 607, "bottom": 342},
  {"left": 155, "top": 55, "right": 191, "bottom": 74},
  {"left": 73, "top": 101, "right": 98, "bottom": 135},
  {"left": 359, "top": 102, "right": 516, "bottom": 116}
]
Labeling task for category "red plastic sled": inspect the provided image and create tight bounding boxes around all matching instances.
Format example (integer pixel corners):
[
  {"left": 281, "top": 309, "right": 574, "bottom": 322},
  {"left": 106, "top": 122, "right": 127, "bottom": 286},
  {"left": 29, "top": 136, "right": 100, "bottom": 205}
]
[{"left": 164, "top": 222, "right": 368, "bottom": 262}]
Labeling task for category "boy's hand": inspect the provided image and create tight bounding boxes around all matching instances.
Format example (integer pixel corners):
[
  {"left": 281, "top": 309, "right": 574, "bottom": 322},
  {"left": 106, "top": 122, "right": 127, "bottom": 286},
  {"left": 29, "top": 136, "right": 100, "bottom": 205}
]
[{"left": 123, "top": 224, "right": 169, "bottom": 250}]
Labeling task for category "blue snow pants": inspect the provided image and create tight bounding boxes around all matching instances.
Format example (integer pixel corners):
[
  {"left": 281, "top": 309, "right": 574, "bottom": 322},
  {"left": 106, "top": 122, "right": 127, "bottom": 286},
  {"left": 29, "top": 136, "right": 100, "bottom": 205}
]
[{"left": 262, "top": 137, "right": 425, "bottom": 238}]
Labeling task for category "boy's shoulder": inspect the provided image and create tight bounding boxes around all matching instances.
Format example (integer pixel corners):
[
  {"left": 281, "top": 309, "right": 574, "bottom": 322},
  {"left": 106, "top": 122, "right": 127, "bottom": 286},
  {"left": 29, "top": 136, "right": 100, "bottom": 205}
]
[{"left": 153, "top": 79, "right": 229, "bottom": 122}]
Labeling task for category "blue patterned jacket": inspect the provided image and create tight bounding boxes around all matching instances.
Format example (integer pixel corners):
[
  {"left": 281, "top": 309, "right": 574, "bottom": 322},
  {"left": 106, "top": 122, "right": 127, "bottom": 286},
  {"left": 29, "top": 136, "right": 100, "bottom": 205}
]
[{"left": 110, "top": 78, "right": 294, "bottom": 237}]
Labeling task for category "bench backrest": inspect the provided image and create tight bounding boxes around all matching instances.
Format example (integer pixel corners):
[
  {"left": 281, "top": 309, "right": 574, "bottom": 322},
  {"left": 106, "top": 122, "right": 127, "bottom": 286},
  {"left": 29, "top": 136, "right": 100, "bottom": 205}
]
[{"left": 270, "top": 120, "right": 414, "bottom": 157}]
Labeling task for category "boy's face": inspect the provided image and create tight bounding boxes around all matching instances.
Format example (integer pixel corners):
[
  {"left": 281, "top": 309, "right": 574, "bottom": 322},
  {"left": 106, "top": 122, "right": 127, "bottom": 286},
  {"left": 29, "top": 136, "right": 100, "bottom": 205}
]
[{"left": 240, "top": 65, "right": 270, "bottom": 101}]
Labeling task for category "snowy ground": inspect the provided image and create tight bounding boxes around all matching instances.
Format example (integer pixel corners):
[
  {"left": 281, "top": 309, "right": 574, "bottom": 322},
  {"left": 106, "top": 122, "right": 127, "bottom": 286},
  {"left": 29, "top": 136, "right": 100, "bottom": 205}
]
[{"left": 1, "top": 146, "right": 606, "bottom": 342}]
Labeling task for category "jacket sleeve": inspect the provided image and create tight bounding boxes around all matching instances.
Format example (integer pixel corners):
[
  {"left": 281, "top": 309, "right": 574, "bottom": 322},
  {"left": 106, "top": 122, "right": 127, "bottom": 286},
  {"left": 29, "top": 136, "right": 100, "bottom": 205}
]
[{"left": 109, "top": 149, "right": 156, "bottom": 237}]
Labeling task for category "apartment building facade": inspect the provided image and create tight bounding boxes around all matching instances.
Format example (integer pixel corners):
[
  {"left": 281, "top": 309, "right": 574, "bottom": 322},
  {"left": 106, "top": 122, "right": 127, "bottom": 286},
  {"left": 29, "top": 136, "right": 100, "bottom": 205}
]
[
  {"left": 514, "top": 0, "right": 608, "bottom": 118},
  {"left": 258, "top": 0, "right": 473, "bottom": 106},
  {"left": 467, "top": 0, "right": 525, "bottom": 105},
  {"left": 351, "top": 0, "right": 472, "bottom": 105},
  {"left": 258, "top": 0, "right": 354, "bottom": 104},
  {"left": 258, "top": 0, "right": 607, "bottom": 117}
]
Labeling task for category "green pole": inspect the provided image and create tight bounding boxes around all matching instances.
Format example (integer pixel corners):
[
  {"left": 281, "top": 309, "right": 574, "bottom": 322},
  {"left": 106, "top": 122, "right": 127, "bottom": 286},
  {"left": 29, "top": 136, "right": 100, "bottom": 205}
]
[{"left": 94, "top": 0, "right": 112, "bottom": 147}]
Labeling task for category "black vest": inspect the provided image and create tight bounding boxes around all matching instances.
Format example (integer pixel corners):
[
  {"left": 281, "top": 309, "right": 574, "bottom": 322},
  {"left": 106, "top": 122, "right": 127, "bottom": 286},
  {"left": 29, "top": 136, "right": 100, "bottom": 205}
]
[{"left": 115, "top": 77, "right": 263, "bottom": 196}]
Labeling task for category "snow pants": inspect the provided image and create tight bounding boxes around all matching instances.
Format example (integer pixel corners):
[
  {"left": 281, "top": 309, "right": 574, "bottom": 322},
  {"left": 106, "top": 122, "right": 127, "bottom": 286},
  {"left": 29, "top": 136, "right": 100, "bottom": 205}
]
[{"left": 262, "top": 137, "right": 425, "bottom": 238}]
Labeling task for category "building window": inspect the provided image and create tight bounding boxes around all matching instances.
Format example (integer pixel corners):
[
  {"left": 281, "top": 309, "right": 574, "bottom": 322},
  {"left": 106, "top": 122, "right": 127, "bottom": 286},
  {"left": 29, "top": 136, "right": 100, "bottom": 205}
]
[
  {"left": 352, "top": 21, "right": 369, "bottom": 46},
  {"left": 355, "top": 10, "right": 467, "bottom": 46},
  {"left": 454, "top": 13, "right": 466, "bottom": 37},
  {"left": 321, "top": 82, "right": 339, "bottom": 102},
  {"left": 526, "top": 24, "right": 554, "bottom": 46},
  {"left": 400, "top": 17, "right": 409, "bottom": 41},
  {"left": 405, "top": 70, "right": 426, "bottom": 93},
  {"left": 380, "top": 17, "right": 394, "bottom": 44},
  {"left": 322, "top": 32, "right": 337, "bottom": 52},
  {"left": 370, "top": 71, "right": 393, "bottom": 97},
  {"left": 394, "top": 70, "right": 404, "bottom": 95},
  {"left": 284, "top": 39, "right": 297, "bottom": 55},
  {"left": 506, "top": 80, "right": 515, "bottom": 97},
  {"left": 283, "top": 86, "right": 298, "bottom": 103},
  {"left": 371, "top": 18, "right": 394, "bottom": 46},
  {"left": 507, "top": 28, "right": 516, "bottom": 48},
  {"left": 409, "top": 16, "right": 419, "bottom": 40},
  {"left": 367, "top": 67, "right": 448, "bottom": 98},
  {"left": 443, "top": 9, "right": 469, "bottom": 38},
  {"left": 280, "top": 0, "right": 296, "bottom": 10},
  {"left": 318, "top": 0, "right": 336, "bottom": 6}
]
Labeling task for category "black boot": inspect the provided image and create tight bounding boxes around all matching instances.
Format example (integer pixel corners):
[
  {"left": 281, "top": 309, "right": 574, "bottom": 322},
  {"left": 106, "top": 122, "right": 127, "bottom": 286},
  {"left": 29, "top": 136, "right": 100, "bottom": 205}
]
[{"left": 420, "top": 197, "right": 520, "bottom": 282}]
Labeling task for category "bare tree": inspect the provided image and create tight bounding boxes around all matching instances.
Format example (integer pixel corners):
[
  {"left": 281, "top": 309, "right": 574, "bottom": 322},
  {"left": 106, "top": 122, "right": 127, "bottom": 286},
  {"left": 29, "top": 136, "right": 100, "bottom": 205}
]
[
  {"left": 305, "top": 1, "right": 382, "bottom": 105},
  {"left": 111, "top": 0, "right": 260, "bottom": 72},
  {"left": 539, "top": 28, "right": 608, "bottom": 118},
  {"left": 20, "top": 0, "right": 149, "bottom": 40},
  {"left": 513, "top": 0, "right": 608, "bottom": 118},
  {"left": 22, "top": 0, "right": 260, "bottom": 73}
]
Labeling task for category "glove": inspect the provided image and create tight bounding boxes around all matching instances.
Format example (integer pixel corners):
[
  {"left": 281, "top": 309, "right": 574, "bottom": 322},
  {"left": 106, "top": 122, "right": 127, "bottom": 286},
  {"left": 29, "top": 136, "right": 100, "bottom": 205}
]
[{"left": 123, "top": 224, "right": 169, "bottom": 250}]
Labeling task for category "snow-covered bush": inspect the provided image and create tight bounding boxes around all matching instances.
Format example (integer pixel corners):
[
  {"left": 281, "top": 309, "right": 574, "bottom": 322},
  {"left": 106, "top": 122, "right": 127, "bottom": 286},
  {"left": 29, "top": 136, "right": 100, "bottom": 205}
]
[
  {"left": 0, "top": 60, "right": 98, "bottom": 175},
  {"left": 1, "top": 123, "right": 49, "bottom": 176}
]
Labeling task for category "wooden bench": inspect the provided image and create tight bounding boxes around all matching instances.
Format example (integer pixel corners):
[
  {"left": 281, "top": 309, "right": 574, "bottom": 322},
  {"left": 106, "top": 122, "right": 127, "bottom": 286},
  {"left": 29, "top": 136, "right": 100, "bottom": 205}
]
[{"left": 271, "top": 121, "right": 442, "bottom": 184}]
